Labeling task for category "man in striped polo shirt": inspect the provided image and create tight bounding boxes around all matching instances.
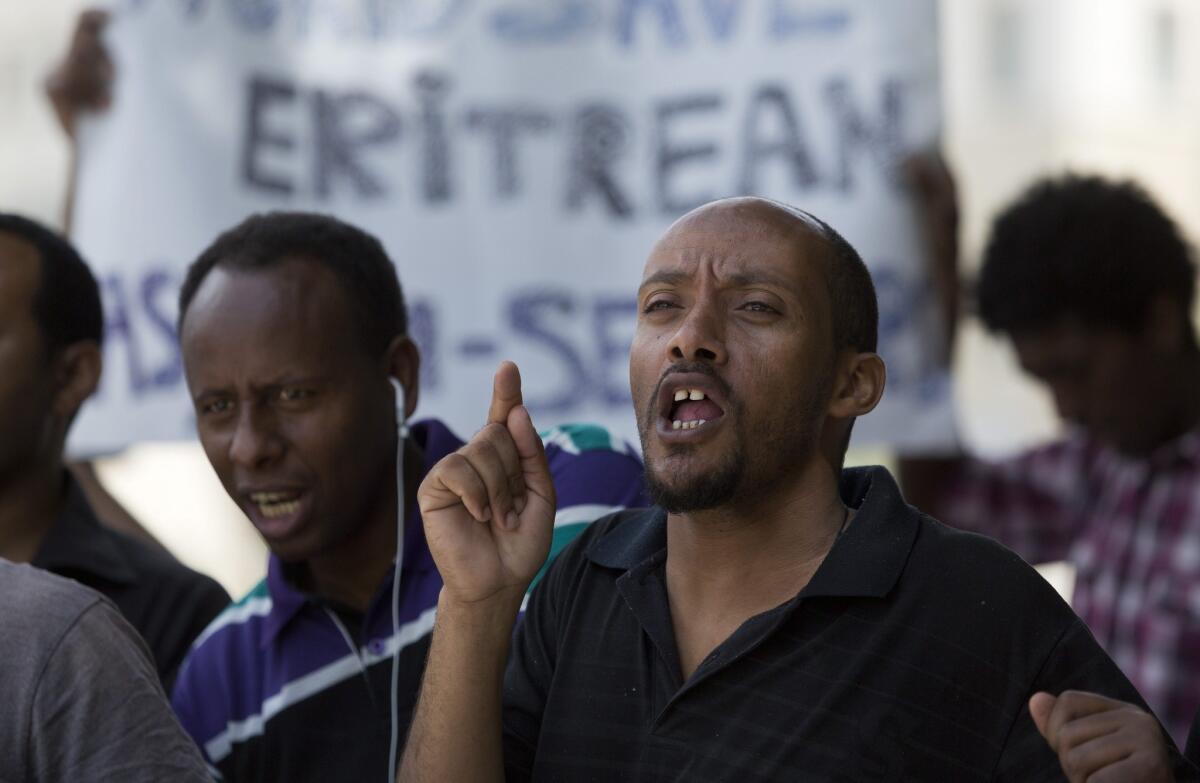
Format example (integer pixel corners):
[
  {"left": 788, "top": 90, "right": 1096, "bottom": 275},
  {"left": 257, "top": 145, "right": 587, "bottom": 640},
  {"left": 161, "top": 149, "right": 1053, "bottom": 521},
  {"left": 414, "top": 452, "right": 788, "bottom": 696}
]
[
  {"left": 171, "top": 212, "right": 647, "bottom": 781},
  {"left": 401, "top": 198, "right": 1193, "bottom": 780}
]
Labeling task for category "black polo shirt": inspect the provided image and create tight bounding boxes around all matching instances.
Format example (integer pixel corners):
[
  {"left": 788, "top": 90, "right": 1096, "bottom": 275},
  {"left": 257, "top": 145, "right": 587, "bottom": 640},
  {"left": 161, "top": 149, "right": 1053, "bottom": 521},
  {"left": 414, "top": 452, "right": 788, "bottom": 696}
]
[
  {"left": 32, "top": 474, "right": 230, "bottom": 690},
  {"left": 503, "top": 466, "right": 1196, "bottom": 781}
]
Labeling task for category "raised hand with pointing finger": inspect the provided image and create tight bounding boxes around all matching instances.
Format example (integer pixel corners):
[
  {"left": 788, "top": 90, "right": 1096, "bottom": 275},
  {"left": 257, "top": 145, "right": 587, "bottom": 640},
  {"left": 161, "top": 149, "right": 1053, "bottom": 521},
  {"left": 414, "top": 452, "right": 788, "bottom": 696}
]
[
  {"left": 418, "top": 361, "right": 556, "bottom": 606},
  {"left": 403, "top": 360, "right": 644, "bottom": 783}
]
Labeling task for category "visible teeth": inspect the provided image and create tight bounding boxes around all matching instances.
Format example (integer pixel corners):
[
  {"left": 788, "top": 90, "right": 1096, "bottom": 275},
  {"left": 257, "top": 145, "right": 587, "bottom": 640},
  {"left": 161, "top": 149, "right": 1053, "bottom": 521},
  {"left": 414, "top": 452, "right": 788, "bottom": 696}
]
[
  {"left": 250, "top": 491, "right": 296, "bottom": 503},
  {"left": 672, "top": 419, "right": 708, "bottom": 431},
  {"left": 250, "top": 491, "right": 301, "bottom": 518},
  {"left": 672, "top": 388, "right": 708, "bottom": 402},
  {"left": 259, "top": 500, "right": 300, "bottom": 518}
]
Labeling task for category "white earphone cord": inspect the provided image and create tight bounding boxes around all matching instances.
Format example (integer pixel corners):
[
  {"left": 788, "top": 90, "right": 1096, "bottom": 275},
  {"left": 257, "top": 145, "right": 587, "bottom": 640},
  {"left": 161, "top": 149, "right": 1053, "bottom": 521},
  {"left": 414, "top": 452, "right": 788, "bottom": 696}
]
[{"left": 387, "top": 379, "right": 407, "bottom": 783}]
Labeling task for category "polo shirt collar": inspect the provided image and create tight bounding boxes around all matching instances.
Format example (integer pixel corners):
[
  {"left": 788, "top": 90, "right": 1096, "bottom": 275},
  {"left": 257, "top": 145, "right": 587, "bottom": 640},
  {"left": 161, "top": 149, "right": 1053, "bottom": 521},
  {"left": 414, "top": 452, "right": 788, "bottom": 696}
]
[
  {"left": 801, "top": 466, "right": 918, "bottom": 599},
  {"left": 587, "top": 466, "right": 918, "bottom": 600},
  {"left": 32, "top": 472, "right": 138, "bottom": 585},
  {"left": 587, "top": 506, "right": 667, "bottom": 569},
  {"left": 260, "top": 417, "right": 463, "bottom": 645},
  {"left": 262, "top": 556, "right": 310, "bottom": 643}
]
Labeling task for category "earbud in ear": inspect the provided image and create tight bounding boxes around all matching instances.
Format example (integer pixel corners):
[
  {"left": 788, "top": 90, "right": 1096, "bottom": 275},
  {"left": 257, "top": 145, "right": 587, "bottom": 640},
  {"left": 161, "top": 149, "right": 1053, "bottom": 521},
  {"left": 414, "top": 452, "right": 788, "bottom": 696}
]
[{"left": 389, "top": 378, "right": 409, "bottom": 438}]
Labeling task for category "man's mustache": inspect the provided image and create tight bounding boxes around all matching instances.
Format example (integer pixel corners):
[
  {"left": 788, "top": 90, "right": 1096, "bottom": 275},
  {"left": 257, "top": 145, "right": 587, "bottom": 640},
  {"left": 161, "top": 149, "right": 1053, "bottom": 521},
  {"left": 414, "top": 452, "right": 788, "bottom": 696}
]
[{"left": 643, "top": 362, "right": 732, "bottom": 423}]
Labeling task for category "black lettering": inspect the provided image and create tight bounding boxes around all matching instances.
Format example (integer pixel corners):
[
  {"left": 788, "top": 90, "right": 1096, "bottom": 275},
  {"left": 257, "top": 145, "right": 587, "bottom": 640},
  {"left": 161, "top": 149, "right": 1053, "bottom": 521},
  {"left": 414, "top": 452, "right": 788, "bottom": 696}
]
[
  {"left": 825, "top": 77, "right": 905, "bottom": 192},
  {"left": 739, "top": 84, "right": 818, "bottom": 194},
  {"left": 242, "top": 75, "right": 296, "bottom": 195},
  {"left": 465, "top": 107, "right": 553, "bottom": 198},
  {"left": 565, "top": 104, "right": 633, "bottom": 218},
  {"left": 415, "top": 70, "right": 453, "bottom": 203},
  {"left": 655, "top": 93, "right": 722, "bottom": 215},
  {"left": 312, "top": 88, "right": 402, "bottom": 199}
]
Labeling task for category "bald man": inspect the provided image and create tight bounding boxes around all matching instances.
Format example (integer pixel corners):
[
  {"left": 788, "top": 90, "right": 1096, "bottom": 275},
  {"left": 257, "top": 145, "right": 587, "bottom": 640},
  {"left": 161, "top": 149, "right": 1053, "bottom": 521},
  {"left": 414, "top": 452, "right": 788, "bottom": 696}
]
[{"left": 400, "top": 198, "right": 1191, "bottom": 781}]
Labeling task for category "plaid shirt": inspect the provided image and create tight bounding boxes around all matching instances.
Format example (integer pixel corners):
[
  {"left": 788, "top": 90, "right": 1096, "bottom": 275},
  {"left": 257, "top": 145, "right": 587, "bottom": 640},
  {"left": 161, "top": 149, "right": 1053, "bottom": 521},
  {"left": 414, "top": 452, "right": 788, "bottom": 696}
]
[{"left": 942, "top": 428, "right": 1200, "bottom": 745}]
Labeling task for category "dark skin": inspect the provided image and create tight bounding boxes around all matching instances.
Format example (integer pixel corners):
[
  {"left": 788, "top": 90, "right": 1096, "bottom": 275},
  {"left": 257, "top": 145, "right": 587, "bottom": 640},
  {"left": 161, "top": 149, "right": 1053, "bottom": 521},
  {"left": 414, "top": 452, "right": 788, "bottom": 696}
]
[
  {"left": 1030, "top": 690, "right": 1174, "bottom": 783},
  {"left": 46, "top": 8, "right": 113, "bottom": 140},
  {"left": 0, "top": 232, "right": 101, "bottom": 563},
  {"left": 179, "top": 258, "right": 421, "bottom": 611},
  {"left": 399, "top": 199, "right": 887, "bottom": 782},
  {"left": 629, "top": 201, "right": 885, "bottom": 677},
  {"left": 896, "top": 156, "right": 1200, "bottom": 518},
  {"left": 45, "top": 8, "right": 113, "bottom": 232}
]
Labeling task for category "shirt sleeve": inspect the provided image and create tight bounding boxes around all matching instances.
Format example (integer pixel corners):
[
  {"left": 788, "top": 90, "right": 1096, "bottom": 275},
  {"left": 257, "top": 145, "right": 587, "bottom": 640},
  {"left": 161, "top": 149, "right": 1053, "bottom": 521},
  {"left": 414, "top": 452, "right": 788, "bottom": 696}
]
[
  {"left": 993, "top": 619, "right": 1197, "bottom": 782},
  {"left": 30, "top": 600, "right": 212, "bottom": 782},
  {"left": 939, "top": 440, "right": 1087, "bottom": 565},
  {"left": 503, "top": 511, "right": 615, "bottom": 781},
  {"left": 503, "top": 556, "right": 562, "bottom": 782},
  {"left": 170, "top": 638, "right": 238, "bottom": 780}
]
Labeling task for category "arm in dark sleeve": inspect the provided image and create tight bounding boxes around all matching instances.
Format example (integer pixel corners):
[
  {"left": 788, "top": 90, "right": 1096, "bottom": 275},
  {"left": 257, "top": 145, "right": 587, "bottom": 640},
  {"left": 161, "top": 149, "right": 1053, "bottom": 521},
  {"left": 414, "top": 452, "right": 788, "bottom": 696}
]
[
  {"left": 30, "top": 600, "right": 211, "bottom": 782},
  {"left": 503, "top": 565, "right": 560, "bottom": 782},
  {"left": 993, "top": 619, "right": 1196, "bottom": 782}
]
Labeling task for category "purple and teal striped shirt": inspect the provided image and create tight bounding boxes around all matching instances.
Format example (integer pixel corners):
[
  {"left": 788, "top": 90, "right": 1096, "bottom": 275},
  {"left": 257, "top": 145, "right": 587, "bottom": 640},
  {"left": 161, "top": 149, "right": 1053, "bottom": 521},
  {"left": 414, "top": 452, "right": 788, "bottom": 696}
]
[{"left": 170, "top": 418, "right": 647, "bottom": 781}]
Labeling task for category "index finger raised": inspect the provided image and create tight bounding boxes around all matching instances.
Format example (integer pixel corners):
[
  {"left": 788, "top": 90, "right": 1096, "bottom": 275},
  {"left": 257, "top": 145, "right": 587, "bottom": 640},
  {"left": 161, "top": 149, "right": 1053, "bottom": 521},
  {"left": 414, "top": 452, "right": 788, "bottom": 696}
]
[{"left": 487, "top": 361, "right": 524, "bottom": 426}]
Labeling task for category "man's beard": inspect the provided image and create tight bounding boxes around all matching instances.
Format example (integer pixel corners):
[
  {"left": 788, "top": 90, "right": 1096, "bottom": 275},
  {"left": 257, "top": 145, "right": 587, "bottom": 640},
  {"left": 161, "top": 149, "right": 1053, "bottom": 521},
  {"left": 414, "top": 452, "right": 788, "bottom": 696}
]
[
  {"left": 637, "top": 370, "right": 829, "bottom": 514},
  {"left": 643, "top": 439, "right": 746, "bottom": 513}
]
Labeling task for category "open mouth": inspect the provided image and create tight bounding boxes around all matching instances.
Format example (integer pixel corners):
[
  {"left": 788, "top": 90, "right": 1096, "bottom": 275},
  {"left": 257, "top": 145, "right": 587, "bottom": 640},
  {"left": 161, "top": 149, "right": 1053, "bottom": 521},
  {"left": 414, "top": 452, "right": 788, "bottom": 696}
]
[
  {"left": 657, "top": 375, "right": 728, "bottom": 434},
  {"left": 248, "top": 490, "right": 302, "bottom": 519},
  {"left": 668, "top": 388, "right": 725, "bottom": 430}
]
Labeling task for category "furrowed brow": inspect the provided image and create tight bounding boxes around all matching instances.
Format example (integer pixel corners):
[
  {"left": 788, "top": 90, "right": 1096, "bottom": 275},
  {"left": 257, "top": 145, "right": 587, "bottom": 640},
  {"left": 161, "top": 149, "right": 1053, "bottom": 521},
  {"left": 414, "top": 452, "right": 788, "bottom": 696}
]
[
  {"left": 723, "top": 271, "right": 795, "bottom": 290},
  {"left": 637, "top": 270, "right": 690, "bottom": 292}
]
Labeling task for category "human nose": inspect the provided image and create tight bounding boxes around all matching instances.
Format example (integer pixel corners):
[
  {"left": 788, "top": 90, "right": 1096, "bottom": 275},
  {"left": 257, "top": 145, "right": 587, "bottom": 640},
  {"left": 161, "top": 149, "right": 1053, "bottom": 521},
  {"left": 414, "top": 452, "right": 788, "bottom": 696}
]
[
  {"left": 667, "top": 300, "right": 727, "bottom": 364},
  {"left": 228, "top": 404, "right": 285, "bottom": 469}
]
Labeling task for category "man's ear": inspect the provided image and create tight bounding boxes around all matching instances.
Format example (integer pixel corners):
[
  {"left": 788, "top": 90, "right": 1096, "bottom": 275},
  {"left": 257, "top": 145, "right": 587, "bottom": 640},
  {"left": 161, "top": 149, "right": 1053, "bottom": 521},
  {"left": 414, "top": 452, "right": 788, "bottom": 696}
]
[
  {"left": 827, "top": 351, "right": 886, "bottom": 420},
  {"left": 385, "top": 335, "right": 421, "bottom": 419},
  {"left": 51, "top": 340, "right": 102, "bottom": 422}
]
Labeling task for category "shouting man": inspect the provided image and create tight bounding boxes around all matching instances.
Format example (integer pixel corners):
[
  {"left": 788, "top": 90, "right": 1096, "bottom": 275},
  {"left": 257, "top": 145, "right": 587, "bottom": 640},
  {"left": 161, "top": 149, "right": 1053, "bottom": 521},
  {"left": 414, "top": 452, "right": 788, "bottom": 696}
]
[
  {"left": 171, "top": 212, "right": 646, "bottom": 781},
  {"left": 400, "top": 197, "right": 1191, "bottom": 780}
]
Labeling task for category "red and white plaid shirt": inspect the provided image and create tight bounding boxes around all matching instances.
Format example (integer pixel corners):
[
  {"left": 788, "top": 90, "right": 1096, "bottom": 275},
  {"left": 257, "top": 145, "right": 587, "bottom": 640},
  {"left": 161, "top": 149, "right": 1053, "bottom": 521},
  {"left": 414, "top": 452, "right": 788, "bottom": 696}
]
[{"left": 942, "top": 428, "right": 1200, "bottom": 745}]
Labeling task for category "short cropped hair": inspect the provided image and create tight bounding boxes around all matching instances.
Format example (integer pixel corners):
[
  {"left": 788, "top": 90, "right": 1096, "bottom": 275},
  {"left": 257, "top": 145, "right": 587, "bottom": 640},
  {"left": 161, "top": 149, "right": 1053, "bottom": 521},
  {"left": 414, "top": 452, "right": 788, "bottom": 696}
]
[
  {"left": 978, "top": 175, "right": 1197, "bottom": 337},
  {"left": 178, "top": 212, "right": 407, "bottom": 356},
  {"left": 0, "top": 213, "right": 103, "bottom": 353},
  {"left": 777, "top": 204, "right": 878, "bottom": 354}
]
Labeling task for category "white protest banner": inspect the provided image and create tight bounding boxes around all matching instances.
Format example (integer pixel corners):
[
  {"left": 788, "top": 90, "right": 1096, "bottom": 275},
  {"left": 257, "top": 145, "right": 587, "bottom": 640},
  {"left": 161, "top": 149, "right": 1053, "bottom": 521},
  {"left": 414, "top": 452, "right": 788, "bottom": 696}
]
[{"left": 70, "top": 0, "right": 952, "bottom": 456}]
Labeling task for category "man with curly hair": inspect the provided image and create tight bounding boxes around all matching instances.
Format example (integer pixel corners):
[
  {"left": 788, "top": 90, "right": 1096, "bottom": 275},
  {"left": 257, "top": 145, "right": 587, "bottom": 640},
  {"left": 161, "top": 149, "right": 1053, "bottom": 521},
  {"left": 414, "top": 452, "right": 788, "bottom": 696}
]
[{"left": 902, "top": 173, "right": 1200, "bottom": 745}]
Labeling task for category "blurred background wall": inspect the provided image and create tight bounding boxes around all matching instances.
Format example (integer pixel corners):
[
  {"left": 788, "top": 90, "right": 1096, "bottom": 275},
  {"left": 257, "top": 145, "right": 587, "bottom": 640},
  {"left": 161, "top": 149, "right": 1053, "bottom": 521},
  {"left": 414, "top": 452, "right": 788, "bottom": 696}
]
[{"left": 2, "top": 0, "right": 1198, "bottom": 597}]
